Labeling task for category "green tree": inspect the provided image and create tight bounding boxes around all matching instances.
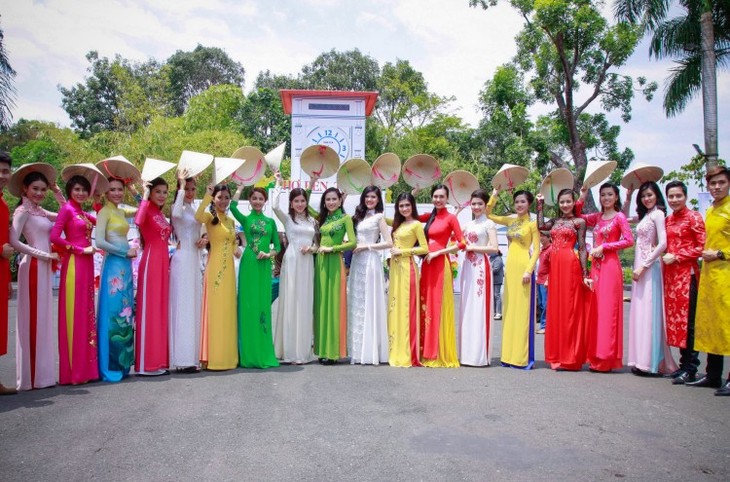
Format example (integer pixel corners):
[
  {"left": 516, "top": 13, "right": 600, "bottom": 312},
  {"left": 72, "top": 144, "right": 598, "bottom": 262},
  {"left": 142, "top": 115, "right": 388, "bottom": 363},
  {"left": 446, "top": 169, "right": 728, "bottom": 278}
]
[
  {"left": 614, "top": 0, "right": 729, "bottom": 168},
  {"left": 184, "top": 84, "right": 245, "bottom": 133},
  {"left": 470, "top": 0, "right": 657, "bottom": 203},
  {"left": 236, "top": 87, "right": 291, "bottom": 153},
  {"left": 299, "top": 49, "right": 380, "bottom": 91},
  {"left": 166, "top": 45, "right": 245, "bottom": 115},
  {"left": 0, "top": 18, "right": 16, "bottom": 130}
]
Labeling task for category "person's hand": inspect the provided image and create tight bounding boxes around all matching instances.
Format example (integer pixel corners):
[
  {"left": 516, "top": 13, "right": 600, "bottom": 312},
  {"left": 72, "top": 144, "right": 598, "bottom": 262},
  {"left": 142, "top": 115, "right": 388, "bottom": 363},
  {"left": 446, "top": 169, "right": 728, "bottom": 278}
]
[
  {"left": 632, "top": 266, "right": 645, "bottom": 281},
  {"left": 195, "top": 237, "right": 208, "bottom": 249},
  {"left": 492, "top": 188, "right": 499, "bottom": 198},
  {"left": 536, "top": 193, "right": 545, "bottom": 203},
  {"left": 300, "top": 245, "right": 312, "bottom": 254},
  {"left": 583, "top": 277, "right": 594, "bottom": 291},
  {"left": 626, "top": 187, "right": 635, "bottom": 200},
  {"left": 82, "top": 246, "right": 96, "bottom": 255},
  {"left": 702, "top": 249, "right": 720, "bottom": 262},
  {"left": 579, "top": 185, "right": 589, "bottom": 201},
  {"left": 1, "top": 243, "right": 14, "bottom": 260},
  {"left": 590, "top": 245, "right": 604, "bottom": 259},
  {"left": 318, "top": 246, "right": 333, "bottom": 254},
  {"left": 390, "top": 247, "right": 402, "bottom": 256},
  {"left": 93, "top": 193, "right": 102, "bottom": 205},
  {"left": 234, "top": 247, "right": 243, "bottom": 259},
  {"left": 205, "top": 183, "right": 214, "bottom": 196},
  {"left": 274, "top": 170, "right": 282, "bottom": 186},
  {"left": 143, "top": 182, "right": 152, "bottom": 199},
  {"left": 126, "top": 248, "right": 138, "bottom": 258},
  {"left": 522, "top": 273, "right": 531, "bottom": 284},
  {"left": 425, "top": 252, "right": 439, "bottom": 263},
  {"left": 544, "top": 279, "right": 548, "bottom": 288},
  {"left": 353, "top": 245, "right": 369, "bottom": 254},
  {"left": 128, "top": 183, "right": 139, "bottom": 197},
  {"left": 662, "top": 253, "right": 676, "bottom": 265},
  {"left": 465, "top": 244, "right": 475, "bottom": 252},
  {"left": 411, "top": 187, "right": 421, "bottom": 197},
  {"left": 178, "top": 168, "right": 190, "bottom": 182},
  {"left": 49, "top": 182, "right": 61, "bottom": 194},
  {"left": 49, "top": 252, "right": 61, "bottom": 262}
]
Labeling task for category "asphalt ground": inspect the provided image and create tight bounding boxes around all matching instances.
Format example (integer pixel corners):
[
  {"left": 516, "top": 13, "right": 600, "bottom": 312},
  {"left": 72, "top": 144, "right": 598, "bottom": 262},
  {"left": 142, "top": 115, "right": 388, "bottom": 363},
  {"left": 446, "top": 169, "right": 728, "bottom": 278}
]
[{"left": 1, "top": 292, "right": 728, "bottom": 482}]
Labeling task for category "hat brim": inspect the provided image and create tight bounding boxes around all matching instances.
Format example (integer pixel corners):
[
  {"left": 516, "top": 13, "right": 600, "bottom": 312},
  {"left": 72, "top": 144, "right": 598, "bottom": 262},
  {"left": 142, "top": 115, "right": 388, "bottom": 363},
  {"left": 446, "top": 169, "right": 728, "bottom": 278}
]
[
  {"left": 233, "top": 157, "right": 266, "bottom": 186},
  {"left": 540, "top": 168, "right": 575, "bottom": 206},
  {"left": 621, "top": 166, "right": 664, "bottom": 190},
  {"left": 62, "top": 163, "right": 110, "bottom": 195},
  {"left": 9, "top": 163, "right": 58, "bottom": 198},
  {"left": 583, "top": 161, "right": 617, "bottom": 189},
  {"left": 337, "top": 158, "right": 373, "bottom": 195},
  {"left": 96, "top": 157, "right": 141, "bottom": 184},
  {"left": 141, "top": 158, "right": 176, "bottom": 182},
  {"left": 444, "top": 170, "right": 479, "bottom": 207},
  {"left": 492, "top": 165, "right": 529, "bottom": 191},
  {"left": 403, "top": 154, "right": 441, "bottom": 189},
  {"left": 264, "top": 143, "right": 286, "bottom": 172},
  {"left": 371, "top": 153, "right": 401, "bottom": 189},
  {"left": 300, "top": 145, "right": 340, "bottom": 179},
  {"left": 214, "top": 157, "right": 245, "bottom": 185}
]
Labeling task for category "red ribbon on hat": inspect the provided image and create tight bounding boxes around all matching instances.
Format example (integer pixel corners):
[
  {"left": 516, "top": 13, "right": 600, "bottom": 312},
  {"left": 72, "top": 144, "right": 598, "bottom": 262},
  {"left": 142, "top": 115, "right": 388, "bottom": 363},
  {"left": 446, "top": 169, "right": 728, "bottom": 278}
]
[
  {"left": 100, "top": 160, "right": 136, "bottom": 185},
  {"left": 231, "top": 158, "right": 264, "bottom": 184}
]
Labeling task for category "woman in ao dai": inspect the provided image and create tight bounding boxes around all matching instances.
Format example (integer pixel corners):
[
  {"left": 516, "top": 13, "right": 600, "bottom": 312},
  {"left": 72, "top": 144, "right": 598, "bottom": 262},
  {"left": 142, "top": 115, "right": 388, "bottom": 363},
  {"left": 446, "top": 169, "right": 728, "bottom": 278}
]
[
  {"left": 458, "top": 189, "right": 499, "bottom": 367},
  {"left": 271, "top": 173, "right": 317, "bottom": 364},
  {"left": 348, "top": 186, "right": 392, "bottom": 365},
  {"left": 623, "top": 182, "right": 677, "bottom": 375},
  {"left": 10, "top": 169, "right": 64, "bottom": 390},
  {"left": 169, "top": 171, "right": 206, "bottom": 372}
]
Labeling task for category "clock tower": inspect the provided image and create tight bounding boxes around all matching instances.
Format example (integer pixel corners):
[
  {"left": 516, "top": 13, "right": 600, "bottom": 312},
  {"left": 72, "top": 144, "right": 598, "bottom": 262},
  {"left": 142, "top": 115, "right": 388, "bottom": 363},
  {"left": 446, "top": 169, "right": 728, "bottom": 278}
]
[{"left": 280, "top": 89, "right": 379, "bottom": 191}]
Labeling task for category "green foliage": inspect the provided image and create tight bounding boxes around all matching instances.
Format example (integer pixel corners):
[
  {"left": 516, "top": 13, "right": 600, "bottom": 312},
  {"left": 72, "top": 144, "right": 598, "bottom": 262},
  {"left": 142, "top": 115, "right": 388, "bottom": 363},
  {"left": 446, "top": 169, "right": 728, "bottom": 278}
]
[
  {"left": 0, "top": 19, "right": 17, "bottom": 130},
  {"left": 236, "top": 87, "right": 291, "bottom": 153},
  {"left": 299, "top": 49, "right": 380, "bottom": 91},
  {"left": 664, "top": 154, "right": 726, "bottom": 207},
  {"left": 184, "top": 84, "right": 245, "bottom": 133}
]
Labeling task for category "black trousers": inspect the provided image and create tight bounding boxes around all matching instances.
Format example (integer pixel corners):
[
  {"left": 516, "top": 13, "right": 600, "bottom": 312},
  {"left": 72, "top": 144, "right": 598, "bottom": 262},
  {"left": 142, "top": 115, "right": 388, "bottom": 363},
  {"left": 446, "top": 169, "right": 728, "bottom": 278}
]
[{"left": 678, "top": 275, "right": 700, "bottom": 375}]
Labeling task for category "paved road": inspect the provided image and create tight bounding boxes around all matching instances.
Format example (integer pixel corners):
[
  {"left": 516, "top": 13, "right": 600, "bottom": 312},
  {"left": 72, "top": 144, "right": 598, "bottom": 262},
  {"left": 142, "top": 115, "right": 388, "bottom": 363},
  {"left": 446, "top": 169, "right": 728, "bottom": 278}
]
[{"left": 1, "top": 294, "right": 728, "bottom": 481}]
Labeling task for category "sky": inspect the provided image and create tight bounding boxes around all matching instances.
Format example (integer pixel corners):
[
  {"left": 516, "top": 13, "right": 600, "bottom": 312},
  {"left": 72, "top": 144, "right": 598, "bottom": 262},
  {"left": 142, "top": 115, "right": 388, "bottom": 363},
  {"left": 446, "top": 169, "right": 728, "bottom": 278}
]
[{"left": 2, "top": 0, "right": 728, "bottom": 200}]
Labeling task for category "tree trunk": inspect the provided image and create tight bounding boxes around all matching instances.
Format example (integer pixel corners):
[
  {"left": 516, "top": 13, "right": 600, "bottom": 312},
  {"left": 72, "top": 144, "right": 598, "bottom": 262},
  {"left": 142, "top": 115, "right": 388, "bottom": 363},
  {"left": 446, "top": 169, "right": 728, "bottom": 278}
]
[{"left": 700, "top": 10, "right": 718, "bottom": 170}]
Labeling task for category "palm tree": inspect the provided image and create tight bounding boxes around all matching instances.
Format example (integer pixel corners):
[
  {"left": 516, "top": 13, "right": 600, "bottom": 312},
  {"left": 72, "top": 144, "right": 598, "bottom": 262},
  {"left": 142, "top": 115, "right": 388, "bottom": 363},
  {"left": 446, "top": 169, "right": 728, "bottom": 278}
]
[
  {"left": 0, "top": 18, "right": 17, "bottom": 130},
  {"left": 614, "top": 0, "right": 729, "bottom": 168}
]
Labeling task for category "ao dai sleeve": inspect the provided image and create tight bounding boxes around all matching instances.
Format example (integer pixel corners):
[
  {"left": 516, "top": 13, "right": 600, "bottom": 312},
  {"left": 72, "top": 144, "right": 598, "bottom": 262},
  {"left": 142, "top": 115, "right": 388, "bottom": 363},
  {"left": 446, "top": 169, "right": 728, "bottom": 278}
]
[
  {"left": 10, "top": 209, "right": 53, "bottom": 260},
  {"left": 525, "top": 221, "right": 540, "bottom": 274},
  {"left": 171, "top": 188, "right": 186, "bottom": 220},
  {"left": 449, "top": 214, "right": 467, "bottom": 250},
  {"left": 401, "top": 223, "right": 429, "bottom": 257},
  {"left": 333, "top": 216, "right": 356, "bottom": 253},
  {"left": 486, "top": 195, "right": 512, "bottom": 227},
  {"left": 272, "top": 188, "right": 288, "bottom": 225},
  {"left": 194, "top": 194, "right": 214, "bottom": 225},
  {"left": 270, "top": 218, "right": 281, "bottom": 253},
  {"left": 50, "top": 205, "right": 86, "bottom": 255},
  {"left": 134, "top": 200, "right": 150, "bottom": 227},
  {"left": 675, "top": 212, "right": 706, "bottom": 263},
  {"left": 602, "top": 213, "right": 634, "bottom": 252},
  {"left": 575, "top": 199, "right": 601, "bottom": 227},
  {"left": 42, "top": 190, "right": 67, "bottom": 221},
  {"left": 642, "top": 210, "right": 667, "bottom": 268},
  {"left": 94, "top": 208, "right": 129, "bottom": 257},
  {"left": 229, "top": 201, "right": 248, "bottom": 228}
]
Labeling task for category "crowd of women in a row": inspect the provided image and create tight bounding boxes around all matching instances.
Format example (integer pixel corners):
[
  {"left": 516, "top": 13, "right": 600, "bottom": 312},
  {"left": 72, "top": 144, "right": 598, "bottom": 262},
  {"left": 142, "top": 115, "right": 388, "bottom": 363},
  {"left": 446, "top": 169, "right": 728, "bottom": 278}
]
[{"left": 2, "top": 155, "right": 729, "bottom": 397}]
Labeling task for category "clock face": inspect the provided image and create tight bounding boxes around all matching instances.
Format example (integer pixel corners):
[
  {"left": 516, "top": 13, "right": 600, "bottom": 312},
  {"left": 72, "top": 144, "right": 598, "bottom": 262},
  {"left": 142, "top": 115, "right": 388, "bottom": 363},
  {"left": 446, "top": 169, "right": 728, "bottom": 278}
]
[{"left": 308, "top": 127, "right": 350, "bottom": 160}]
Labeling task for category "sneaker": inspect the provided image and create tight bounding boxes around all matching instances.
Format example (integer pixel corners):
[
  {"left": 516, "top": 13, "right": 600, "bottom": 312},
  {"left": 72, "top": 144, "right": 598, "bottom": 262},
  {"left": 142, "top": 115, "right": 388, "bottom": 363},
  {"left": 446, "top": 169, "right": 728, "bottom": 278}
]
[
  {"left": 494, "top": 314, "right": 502, "bottom": 320},
  {"left": 536, "top": 328, "right": 545, "bottom": 334}
]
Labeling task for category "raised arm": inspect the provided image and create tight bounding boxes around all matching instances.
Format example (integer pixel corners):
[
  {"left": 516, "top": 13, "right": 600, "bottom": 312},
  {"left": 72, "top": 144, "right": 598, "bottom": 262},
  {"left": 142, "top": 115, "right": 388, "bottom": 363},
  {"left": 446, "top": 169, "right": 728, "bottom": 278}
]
[
  {"left": 486, "top": 190, "right": 513, "bottom": 227},
  {"left": 536, "top": 194, "right": 554, "bottom": 232},
  {"left": 603, "top": 213, "right": 634, "bottom": 252},
  {"left": 576, "top": 218, "right": 588, "bottom": 277},
  {"left": 10, "top": 209, "right": 55, "bottom": 260},
  {"left": 229, "top": 199, "right": 247, "bottom": 227},
  {"left": 195, "top": 194, "right": 214, "bottom": 225}
]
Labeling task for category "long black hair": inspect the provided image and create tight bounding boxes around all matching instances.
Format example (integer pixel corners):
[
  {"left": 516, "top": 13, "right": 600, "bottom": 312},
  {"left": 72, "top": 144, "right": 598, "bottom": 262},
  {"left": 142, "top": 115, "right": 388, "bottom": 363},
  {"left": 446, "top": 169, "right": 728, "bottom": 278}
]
[
  {"left": 636, "top": 181, "right": 667, "bottom": 220},
  {"left": 17, "top": 171, "right": 49, "bottom": 208},
  {"left": 288, "top": 188, "right": 310, "bottom": 224},
  {"left": 209, "top": 184, "right": 232, "bottom": 225},
  {"left": 424, "top": 184, "right": 449, "bottom": 240},
  {"left": 352, "top": 185, "right": 384, "bottom": 230},
  {"left": 318, "top": 187, "right": 344, "bottom": 227},
  {"left": 392, "top": 192, "right": 419, "bottom": 238},
  {"left": 599, "top": 182, "right": 622, "bottom": 213}
]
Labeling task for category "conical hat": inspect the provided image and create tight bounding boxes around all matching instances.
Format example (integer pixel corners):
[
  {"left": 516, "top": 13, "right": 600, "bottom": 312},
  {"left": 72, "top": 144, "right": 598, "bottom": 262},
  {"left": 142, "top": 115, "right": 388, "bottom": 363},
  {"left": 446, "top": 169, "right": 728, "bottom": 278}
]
[
  {"left": 540, "top": 168, "right": 575, "bottom": 206},
  {"left": 621, "top": 162, "right": 664, "bottom": 190},
  {"left": 582, "top": 160, "right": 617, "bottom": 189},
  {"left": 337, "top": 158, "right": 373, "bottom": 195},
  {"left": 492, "top": 164, "right": 529, "bottom": 191},
  {"left": 61, "top": 163, "right": 110, "bottom": 195},
  {"left": 231, "top": 146, "right": 266, "bottom": 186},
  {"left": 141, "top": 158, "right": 176, "bottom": 182},
  {"left": 95, "top": 155, "right": 141, "bottom": 185},
  {"left": 9, "top": 162, "right": 57, "bottom": 198},
  {"left": 402, "top": 154, "right": 441, "bottom": 189},
  {"left": 264, "top": 142, "right": 286, "bottom": 172},
  {"left": 300, "top": 145, "right": 340, "bottom": 179},
  {"left": 178, "top": 150, "right": 214, "bottom": 178},
  {"left": 444, "top": 170, "right": 480, "bottom": 208},
  {"left": 213, "top": 157, "right": 245, "bottom": 185},
  {"left": 371, "top": 153, "right": 401, "bottom": 189}
]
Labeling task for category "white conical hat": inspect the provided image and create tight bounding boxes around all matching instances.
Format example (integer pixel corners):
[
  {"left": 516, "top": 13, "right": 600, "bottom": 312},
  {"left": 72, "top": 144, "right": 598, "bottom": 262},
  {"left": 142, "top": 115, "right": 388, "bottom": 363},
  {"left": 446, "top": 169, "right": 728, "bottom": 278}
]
[
  {"left": 402, "top": 154, "right": 441, "bottom": 189},
  {"left": 621, "top": 162, "right": 664, "bottom": 190},
  {"left": 231, "top": 146, "right": 266, "bottom": 186},
  {"left": 141, "top": 158, "right": 176, "bottom": 182},
  {"left": 178, "top": 150, "right": 214, "bottom": 178},
  {"left": 492, "top": 163, "right": 529, "bottom": 191},
  {"left": 444, "top": 170, "right": 480, "bottom": 208},
  {"left": 371, "top": 152, "right": 401, "bottom": 189},
  {"left": 300, "top": 144, "right": 340, "bottom": 179},
  {"left": 337, "top": 158, "right": 373, "bottom": 195},
  {"left": 264, "top": 142, "right": 286, "bottom": 172},
  {"left": 582, "top": 160, "right": 617, "bottom": 189},
  {"left": 213, "top": 157, "right": 245, "bottom": 185},
  {"left": 96, "top": 155, "right": 141, "bottom": 185},
  {"left": 9, "top": 162, "right": 57, "bottom": 198},
  {"left": 540, "top": 168, "right": 575, "bottom": 206},
  {"left": 61, "top": 163, "right": 110, "bottom": 195}
]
